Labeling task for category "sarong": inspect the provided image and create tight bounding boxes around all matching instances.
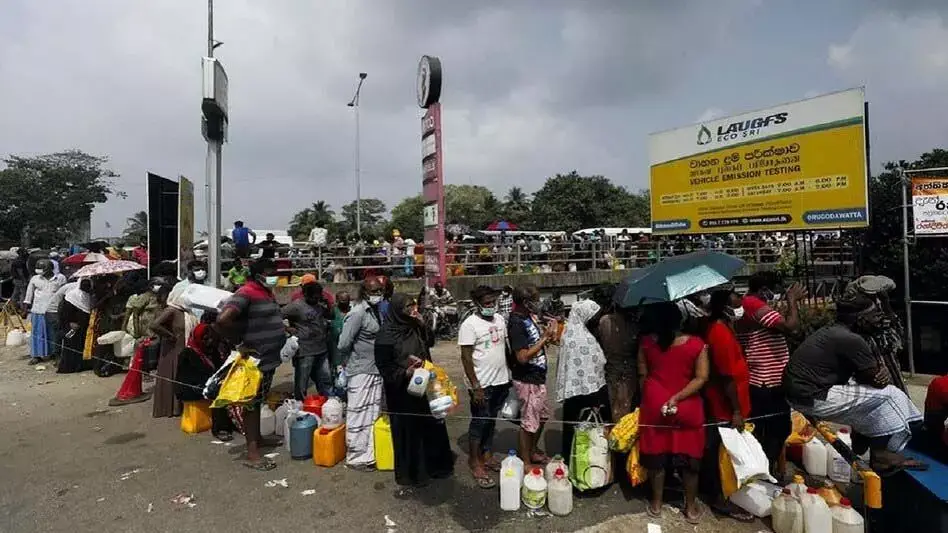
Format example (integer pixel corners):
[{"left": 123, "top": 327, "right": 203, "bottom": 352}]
[{"left": 346, "top": 373, "right": 383, "bottom": 466}]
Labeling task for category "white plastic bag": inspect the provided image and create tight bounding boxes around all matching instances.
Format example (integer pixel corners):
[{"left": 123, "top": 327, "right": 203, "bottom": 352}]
[
  {"left": 729, "top": 481, "right": 781, "bottom": 517},
  {"left": 96, "top": 330, "right": 127, "bottom": 345},
  {"left": 499, "top": 387, "right": 520, "bottom": 420},
  {"left": 117, "top": 333, "right": 135, "bottom": 359},
  {"left": 569, "top": 408, "right": 612, "bottom": 491},
  {"left": 280, "top": 336, "right": 299, "bottom": 362},
  {"left": 718, "top": 427, "right": 777, "bottom": 488}
]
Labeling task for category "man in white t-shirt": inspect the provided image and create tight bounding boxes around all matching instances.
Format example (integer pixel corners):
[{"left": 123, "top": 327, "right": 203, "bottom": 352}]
[{"left": 458, "top": 285, "right": 510, "bottom": 489}]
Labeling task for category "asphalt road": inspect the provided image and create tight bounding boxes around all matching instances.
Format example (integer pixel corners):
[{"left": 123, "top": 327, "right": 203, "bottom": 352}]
[{"left": 0, "top": 340, "right": 770, "bottom": 533}]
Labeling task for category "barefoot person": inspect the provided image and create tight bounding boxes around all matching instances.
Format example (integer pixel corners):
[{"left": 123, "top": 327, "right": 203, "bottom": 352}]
[
  {"left": 507, "top": 285, "right": 557, "bottom": 468},
  {"left": 216, "top": 258, "right": 285, "bottom": 471},
  {"left": 783, "top": 292, "right": 926, "bottom": 475}
]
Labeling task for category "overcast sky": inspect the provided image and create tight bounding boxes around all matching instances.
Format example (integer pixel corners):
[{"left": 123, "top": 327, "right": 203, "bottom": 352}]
[{"left": 1, "top": 1, "right": 946, "bottom": 237}]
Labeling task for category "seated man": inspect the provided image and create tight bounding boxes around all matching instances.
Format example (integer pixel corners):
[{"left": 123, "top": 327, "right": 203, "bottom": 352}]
[
  {"left": 924, "top": 374, "right": 948, "bottom": 459},
  {"left": 783, "top": 292, "right": 926, "bottom": 474}
]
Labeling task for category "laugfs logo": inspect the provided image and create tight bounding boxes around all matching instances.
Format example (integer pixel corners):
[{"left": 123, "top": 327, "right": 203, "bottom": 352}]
[{"left": 421, "top": 115, "right": 435, "bottom": 135}]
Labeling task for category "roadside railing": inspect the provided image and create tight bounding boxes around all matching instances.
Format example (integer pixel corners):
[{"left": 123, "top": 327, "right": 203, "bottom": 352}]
[{"left": 269, "top": 239, "right": 854, "bottom": 283}]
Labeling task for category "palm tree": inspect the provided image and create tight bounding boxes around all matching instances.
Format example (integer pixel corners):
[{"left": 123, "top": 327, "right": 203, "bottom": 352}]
[
  {"left": 288, "top": 201, "right": 336, "bottom": 241},
  {"left": 503, "top": 186, "right": 531, "bottom": 226},
  {"left": 123, "top": 211, "right": 148, "bottom": 243}
]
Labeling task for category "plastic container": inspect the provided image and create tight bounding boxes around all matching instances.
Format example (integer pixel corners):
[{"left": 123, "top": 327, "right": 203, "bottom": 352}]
[
  {"left": 828, "top": 428, "right": 853, "bottom": 484},
  {"left": 259, "top": 404, "right": 276, "bottom": 436},
  {"left": 729, "top": 481, "right": 776, "bottom": 518},
  {"left": 302, "top": 394, "right": 327, "bottom": 417},
  {"left": 499, "top": 388, "right": 520, "bottom": 420},
  {"left": 832, "top": 497, "right": 865, "bottom": 533},
  {"left": 521, "top": 468, "right": 548, "bottom": 510},
  {"left": 545, "top": 455, "right": 568, "bottom": 482},
  {"left": 500, "top": 450, "right": 524, "bottom": 511},
  {"left": 802, "top": 487, "right": 833, "bottom": 533},
  {"left": 772, "top": 488, "right": 805, "bottom": 533},
  {"left": 787, "top": 474, "right": 809, "bottom": 501},
  {"left": 817, "top": 480, "right": 843, "bottom": 508},
  {"left": 313, "top": 424, "right": 347, "bottom": 467},
  {"left": 374, "top": 415, "right": 395, "bottom": 471},
  {"left": 289, "top": 414, "right": 319, "bottom": 460},
  {"left": 803, "top": 438, "right": 828, "bottom": 477},
  {"left": 321, "top": 397, "right": 344, "bottom": 429},
  {"left": 5, "top": 328, "right": 25, "bottom": 347},
  {"left": 285, "top": 411, "right": 318, "bottom": 451},
  {"left": 548, "top": 467, "right": 573, "bottom": 516},
  {"left": 181, "top": 283, "right": 232, "bottom": 312},
  {"left": 180, "top": 400, "right": 212, "bottom": 434},
  {"left": 274, "top": 401, "right": 296, "bottom": 437},
  {"left": 407, "top": 368, "right": 431, "bottom": 397}
]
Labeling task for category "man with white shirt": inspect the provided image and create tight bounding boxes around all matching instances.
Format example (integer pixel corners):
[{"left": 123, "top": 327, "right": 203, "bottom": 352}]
[
  {"left": 46, "top": 279, "right": 77, "bottom": 362},
  {"left": 23, "top": 260, "right": 66, "bottom": 364},
  {"left": 458, "top": 285, "right": 510, "bottom": 489}
]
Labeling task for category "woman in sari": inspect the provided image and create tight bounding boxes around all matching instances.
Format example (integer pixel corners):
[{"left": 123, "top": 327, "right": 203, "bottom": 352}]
[
  {"left": 85, "top": 275, "right": 131, "bottom": 377},
  {"left": 149, "top": 280, "right": 184, "bottom": 418},
  {"left": 57, "top": 280, "right": 93, "bottom": 374},
  {"left": 375, "top": 293, "right": 455, "bottom": 489},
  {"left": 175, "top": 312, "right": 235, "bottom": 441}
]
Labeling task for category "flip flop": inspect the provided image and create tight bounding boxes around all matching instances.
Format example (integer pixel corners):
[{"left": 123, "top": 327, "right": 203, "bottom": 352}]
[
  {"left": 484, "top": 457, "right": 502, "bottom": 472},
  {"left": 473, "top": 474, "right": 496, "bottom": 489},
  {"left": 243, "top": 458, "right": 276, "bottom": 472},
  {"left": 213, "top": 431, "right": 234, "bottom": 443}
]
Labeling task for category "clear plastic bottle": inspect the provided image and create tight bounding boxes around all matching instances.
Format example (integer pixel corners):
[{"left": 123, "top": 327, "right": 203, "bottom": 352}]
[
  {"left": 772, "top": 488, "right": 804, "bottom": 533},
  {"left": 547, "top": 467, "right": 573, "bottom": 516},
  {"left": 521, "top": 468, "right": 548, "bottom": 510},
  {"left": 802, "top": 487, "right": 833, "bottom": 533},
  {"left": 831, "top": 497, "right": 865, "bottom": 533},
  {"left": 545, "top": 454, "right": 568, "bottom": 481}
]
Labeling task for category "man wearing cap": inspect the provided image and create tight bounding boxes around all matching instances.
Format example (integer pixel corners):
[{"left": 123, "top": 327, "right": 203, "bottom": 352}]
[{"left": 291, "top": 273, "right": 335, "bottom": 307}]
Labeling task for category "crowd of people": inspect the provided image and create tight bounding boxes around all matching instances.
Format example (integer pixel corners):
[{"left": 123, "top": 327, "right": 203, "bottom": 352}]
[{"left": 5, "top": 240, "right": 938, "bottom": 524}]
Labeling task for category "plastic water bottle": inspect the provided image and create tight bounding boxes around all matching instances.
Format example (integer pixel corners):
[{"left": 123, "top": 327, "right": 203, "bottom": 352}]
[
  {"left": 801, "top": 487, "right": 833, "bottom": 533},
  {"left": 521, "top": 468, "right": 548, "bottom": 510},
  {"left": 771, "top": 488, "right": 804, "bottom": 533},
  {"left": 831, "top": 497, "right": 865, "bottom": 533},
  {"left": 547, "top": 467, "right": 573, "bottom": 516},
  {"left": 500, "top": 450, "right": 524, "bottom": 511}
]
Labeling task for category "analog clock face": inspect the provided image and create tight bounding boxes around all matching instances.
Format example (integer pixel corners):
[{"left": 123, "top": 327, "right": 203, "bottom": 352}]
[{"left": 416, "top": 55, "right": 442, "bottom": 109}]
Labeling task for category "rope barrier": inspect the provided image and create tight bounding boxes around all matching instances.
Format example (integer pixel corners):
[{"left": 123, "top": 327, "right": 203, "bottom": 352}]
[{"left": 30, "top": 338, "right": 791, "bottom": 429}]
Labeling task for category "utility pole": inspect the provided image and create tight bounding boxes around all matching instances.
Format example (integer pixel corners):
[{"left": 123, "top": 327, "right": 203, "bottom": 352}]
[
  {"left": 348, "top": 73, "right": 367, "bottom": 239},
  {"left": 202, "top": 0, "right": 227, "bottom": 286}
]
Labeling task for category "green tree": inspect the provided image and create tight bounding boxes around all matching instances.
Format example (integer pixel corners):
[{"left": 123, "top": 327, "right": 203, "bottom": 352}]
[
  {"left": 530, "top": 171, "right": 649, "bottom": 232},
  {"left": 863, "top": 148, "right": 948, "bottom": 302},
  {"left": 0, "top": 150, "right": 123, "bottom": 247},
  {"left": 444, "top": 184, "right": 499, "bottom": 230},
  {"left": 388, "top": 194, "right": 425, "bottom": 240},
  {"left": 501, "top": 186, "right": 532, "bottom": 227},
  {"left": 339, "top": 198, "right": 387, "bottom": 239},
  {"left": 123, "top": 211, "right": 148, "bottom": 244},
  {"left": 287, "top": 201, "right": 336, "bottom": 241}
]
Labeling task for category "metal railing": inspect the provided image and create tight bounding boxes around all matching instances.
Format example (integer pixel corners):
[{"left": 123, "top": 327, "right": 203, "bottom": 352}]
[{"left": 265, "top": 239, "right": 854, "bottom": 283}]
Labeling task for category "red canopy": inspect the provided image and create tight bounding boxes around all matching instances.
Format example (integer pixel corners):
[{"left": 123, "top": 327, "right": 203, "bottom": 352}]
[{"left": 486, "top": 220, "right": 518, "bottom": 231}]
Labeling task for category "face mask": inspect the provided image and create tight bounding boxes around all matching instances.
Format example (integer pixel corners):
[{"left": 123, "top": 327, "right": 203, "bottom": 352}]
[
  {"left": 479, "top": 305, "right": 496, "bottom": 318},
  {"left": 152, "top": 285, "right": 163, "bottom": 293},
  {"left": 338, "top": 303, "right": 351, "bottom": 312},
  {"left": 368, "top": 295, "right": 383, "bottom": 305},
  {"left": 698, "top": 294, "right": 711, "bottom": 307},
  {"left": 35, "top": 269, "right": 44, "bottom": 275},
  {"left": 263, "top": 276, "right": 279, "bottom": 287},
  {"left": 730, "top": 306, "right": 745, "bottom": 320},
  {"left": 193, "top": 270, "right": 207, "bottom": 281},
  {"left": 760, "top": 289, "right": 775, "bottom": 302}
]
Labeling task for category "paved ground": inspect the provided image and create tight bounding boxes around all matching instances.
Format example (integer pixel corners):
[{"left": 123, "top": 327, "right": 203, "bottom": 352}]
[{"left": 0, "top": 337, "right": 853, "bottom": 533}]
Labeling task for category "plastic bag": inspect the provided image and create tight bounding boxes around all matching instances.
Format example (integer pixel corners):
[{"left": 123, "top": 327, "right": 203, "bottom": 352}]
[
  {"left": 118, "top": 333, "right": 135, "bottom": 359},
  {"left": 280, "top": 335, "right": 299, "bottom": 362},
  {"left": 608, "top": 408, "right": 640, "bottom": 453},
  {"left": 718, "top": 424, "right": 776, "bottom": 495},
  {"left": 785, "top": 410, "right": 817, "bottom": 446},
  {"left": 207, "top": 352, "right": 262, "bottom": 408},
  {"left": 569, "top": 408, "right": 613, "bottom": 491},
  {"left": 423, "top": 361, "right": 458, "bottom": 418},
  {"left": 499, "top": 387, "right": 520, "bottom": 420},
  {"left": 96, "top": 330, "right": 127, "bottom": 345},
  {"left": 625, "top": 442, "right": 647, "bottom": 487},
  {"left": 203, "top": 352, "right": 237, "bottom": 402}
]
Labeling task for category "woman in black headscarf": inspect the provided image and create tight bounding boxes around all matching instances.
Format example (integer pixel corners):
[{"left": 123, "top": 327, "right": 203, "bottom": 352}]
[{"left": 375, "top": 293, "right": 455, "bottom": 488}]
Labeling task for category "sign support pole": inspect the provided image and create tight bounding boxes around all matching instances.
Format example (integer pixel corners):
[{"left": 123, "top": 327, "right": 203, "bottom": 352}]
[
  {"left": 202, "top": 0, "right": 227, "bottom": 288},
  {"left": 898, "top": 167, "right": 915, "bottom": 376}
]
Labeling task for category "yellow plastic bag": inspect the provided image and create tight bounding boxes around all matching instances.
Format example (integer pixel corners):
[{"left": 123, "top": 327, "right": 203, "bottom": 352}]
[
  {"left": 609, "top": 408, "right": 640, "bottom": 453},
  {"left": 210, "top": 355, "right": 262, "bottom": 409},
  {"left": 625, "top": 442, "right": 647, "bottom": 487}
]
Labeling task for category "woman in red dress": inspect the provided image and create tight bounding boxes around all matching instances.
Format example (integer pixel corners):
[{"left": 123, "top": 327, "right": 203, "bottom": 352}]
[{"left": 638, "top": 301, "right": 709, "bottom": 524}]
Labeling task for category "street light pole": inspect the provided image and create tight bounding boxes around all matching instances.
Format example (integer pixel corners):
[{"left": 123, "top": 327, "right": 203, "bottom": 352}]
[
  {"left": 203, "top": 0, "right": 226, "bottom": 286},
  {"left": 348, "top": 73, "right": 367, "bottom": 240}
]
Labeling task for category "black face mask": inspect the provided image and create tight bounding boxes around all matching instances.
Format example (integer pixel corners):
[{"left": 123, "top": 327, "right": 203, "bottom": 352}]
[{"left": 338, "top": 302, "right": 351, "bottom": 312}]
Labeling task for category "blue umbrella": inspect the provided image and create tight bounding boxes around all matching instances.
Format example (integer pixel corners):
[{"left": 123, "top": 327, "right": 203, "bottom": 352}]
[{"left": 613, "top": 250, "right": 746, "bottom": 307}]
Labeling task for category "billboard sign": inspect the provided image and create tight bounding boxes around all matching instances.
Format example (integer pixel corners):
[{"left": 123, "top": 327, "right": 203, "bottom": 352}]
[
  {"left": 418, "top": 55, "right": 445, "bottom": 285},
  {"left": 912, "top": 176, "right": 948, "bottom": 235},
  {"left": 146, "top": 173, "right": 179, "bottom": 278},
  {"left": 649, "top": 88, "right": 868, "bottom": 234}
]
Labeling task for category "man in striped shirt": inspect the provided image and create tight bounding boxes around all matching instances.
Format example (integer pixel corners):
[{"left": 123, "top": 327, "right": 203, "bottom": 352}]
[{"left": 735, "top": 273, "right": 805, "bottom": 472}]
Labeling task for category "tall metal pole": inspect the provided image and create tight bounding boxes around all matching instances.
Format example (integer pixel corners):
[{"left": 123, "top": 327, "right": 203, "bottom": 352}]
[
  {"left": 348, "top": 73, "right": 366, "bottom": 240},
  {"left": 205, "top": 0, "right": 222, "bottom": 287},
  {"left": 899, "top": 167, "right": 915, "bottom": 375},
  {"left": 355, "top": 103, "right": 361, "bottom": 239}
]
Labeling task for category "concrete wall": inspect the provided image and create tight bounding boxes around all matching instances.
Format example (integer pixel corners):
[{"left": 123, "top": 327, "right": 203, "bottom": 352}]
[{"left": 273, "top": 261, "right": 853, "bottom": 304}]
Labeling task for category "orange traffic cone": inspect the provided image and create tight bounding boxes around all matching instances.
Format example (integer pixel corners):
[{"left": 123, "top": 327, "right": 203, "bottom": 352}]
[{"left": 108, "top": 340, "right": 152, "bottom": 406}]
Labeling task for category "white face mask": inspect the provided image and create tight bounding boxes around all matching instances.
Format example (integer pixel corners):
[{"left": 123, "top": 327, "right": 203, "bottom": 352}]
[
  {"left": 35, "top": 269, "right": 44, "bottom": 275},
  {"left": 152, "top": 285, "right": 163, "bottom": 294},
  {"left": 698, "top": 293, "right": 711, "bottom": 307},
  {"left": 731, "top": 306, "right": 745, "bottom": 320},
  {"left": 193, "top": 270, "right": 207, "bottom": 281},
  {"left": 368, "top": 295, "right": 383, "bottom": 305},
  {"left": 263, "top": 276, "right": 279, "bottom": 287}
]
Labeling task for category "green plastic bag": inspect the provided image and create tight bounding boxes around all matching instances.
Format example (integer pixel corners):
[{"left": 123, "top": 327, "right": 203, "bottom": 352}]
[{"left": 569, "top": 408, "right": 613, "bottom": 491}]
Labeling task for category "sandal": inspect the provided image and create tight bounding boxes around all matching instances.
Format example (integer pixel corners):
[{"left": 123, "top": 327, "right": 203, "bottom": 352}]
[
  {"left": 243, "top": 458, "right": 277, "bottom": 472},
  {"left": 530, "top": 452, "right": 551, "bottom": 465},
  {"left": 711, "top": 502, "right": 754, "bottom": 522},
  {"left": 213, "top": 431, "right": 234, "bottom": 443},
  {"left": 473, "top": 473, "right": 496, "bottom": 489},
  {"left": 483, "top": 456, "right": 502, "bottom": 472}
]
